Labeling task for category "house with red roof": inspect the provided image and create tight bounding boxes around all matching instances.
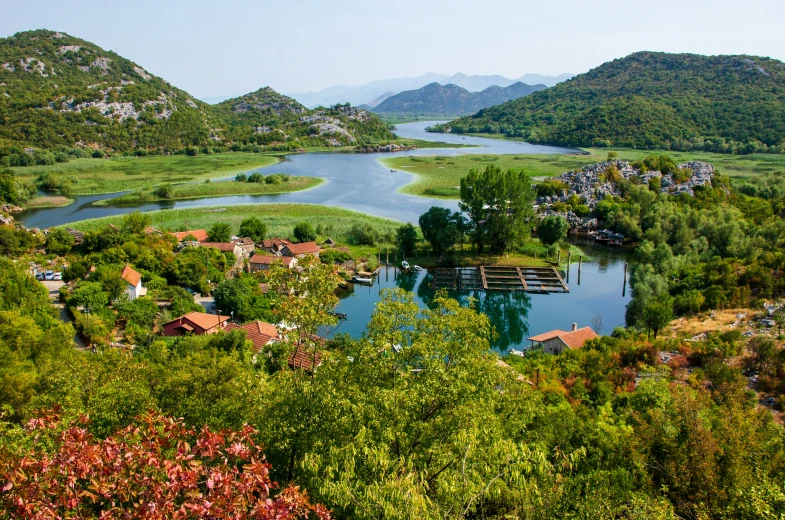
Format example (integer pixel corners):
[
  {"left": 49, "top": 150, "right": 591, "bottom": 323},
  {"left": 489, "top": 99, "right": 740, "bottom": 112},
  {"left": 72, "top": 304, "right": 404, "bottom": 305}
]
[
  {"left": 226, "top": 320, "right": 323, "bottom": 372},
  {"left": 169, "top": 229, "right": 209, "bottom": 242},
  {"left": 120, "top": 265, "right": 146, "bottom": 301},
  {"left": 282, "top": 242, "right": 320, "bottom": 258},
  {"left": 200, "top": 242, "right": 245, "bottom": 261},
  {"left": 260, "top": 238, "right": 292, "bottom": 254},
  {"left": 249, "top": 254, "right": 296, "bottom": 272},
  {"left": 162, "top": 312, "right": 230, "bottom": 336},
  {"left": 527, "top": 323, "right": 598, "bottom": 355}
]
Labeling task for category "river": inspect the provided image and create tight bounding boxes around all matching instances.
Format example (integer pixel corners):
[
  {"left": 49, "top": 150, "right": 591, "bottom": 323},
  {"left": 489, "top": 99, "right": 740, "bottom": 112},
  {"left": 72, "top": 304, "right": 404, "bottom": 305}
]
[
  {"left": 18, "top": 122, "right": 630, "bottom": 348},
  {"left": 17, "top": 121, "right": 579, "bottom": 229}
]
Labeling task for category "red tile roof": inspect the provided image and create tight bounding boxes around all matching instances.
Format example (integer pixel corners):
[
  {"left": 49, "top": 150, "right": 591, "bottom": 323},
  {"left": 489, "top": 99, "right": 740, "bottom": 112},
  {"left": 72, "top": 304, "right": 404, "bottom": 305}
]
[
  {"left": 558, "top": 327, "right": 599, "bottom": 349},
  {"left": 170, "top": 230, "right": 209, "bottom": 242},
  {"left": 165, "top": 311, "right": 229, "bottom": 331},
  {"left": 250, "top": 254, "right": 294, "bottom": 266},
  {"left": 262, "top": 238, "right": 291, "bottom": 249},
  {"left": 226, "top": 321, "right": 279, "bottom": 352},
  {"left": 527, "top": 330, "right": 567, "bottom": 342},
  {"left": 200, "top": 242, "right": 239, "bottom": 252},
  {"left": 288, "top": 345, "right": 323, "bottom": 371},
  {"left": 283, "top": 242, "right": 319, "bottom": 256},
  {"left": 120, "top": 265, "right": 142, "bottom": 287}
]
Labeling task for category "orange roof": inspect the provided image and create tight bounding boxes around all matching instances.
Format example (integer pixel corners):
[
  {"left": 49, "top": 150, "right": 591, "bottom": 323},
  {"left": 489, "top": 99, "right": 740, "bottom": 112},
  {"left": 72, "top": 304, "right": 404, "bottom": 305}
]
[
  {"left": 170, "top": 229, "right": 209, "bottom": 242},
  {"left": 283, "top": 242, "right": 319, "bottom": 256},
  {"left": 262, "top": 238, "right": 291, "bottom": 249},
  {"left": 166, "top": 311, "right": 229, "bottom": 331},
  {"left": 250, "top": 254, "right": 294, "bottom": 266},
  {"left": 226, "top": 321, "right": 279, "bottom": 352},
  {"left": 527, "top": 327, "right": 598, "bottom": 350},
  {"left": 527, "top": 330, "right": 567, "bottom": 342},
  {"left": 144, "top": 227, "right": 161, "bottom": 234},
  {"left": 120, "top": 265, "right": 142, "bottom": 287},
  {"left": 557, "top": 327, "right": 599, "bottom": 349},
  {"left": 200, "top": 242, "right": 238, "bottom": 252},
  {"left": 289, "top": 345, "right": 323, "bottom": 372}
]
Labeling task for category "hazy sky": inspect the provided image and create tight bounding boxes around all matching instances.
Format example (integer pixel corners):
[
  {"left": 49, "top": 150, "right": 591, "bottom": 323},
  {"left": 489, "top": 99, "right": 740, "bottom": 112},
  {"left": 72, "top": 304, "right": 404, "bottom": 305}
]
[{"left": 2, "top": 0, "right": 784, "bottom": 97}]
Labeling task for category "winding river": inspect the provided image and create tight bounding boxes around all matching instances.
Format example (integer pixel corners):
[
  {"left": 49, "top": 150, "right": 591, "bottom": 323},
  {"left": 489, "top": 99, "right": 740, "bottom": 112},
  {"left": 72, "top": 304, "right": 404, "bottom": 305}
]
[{"left": 18, "top": 122, "right": 630, "bottom": 348}]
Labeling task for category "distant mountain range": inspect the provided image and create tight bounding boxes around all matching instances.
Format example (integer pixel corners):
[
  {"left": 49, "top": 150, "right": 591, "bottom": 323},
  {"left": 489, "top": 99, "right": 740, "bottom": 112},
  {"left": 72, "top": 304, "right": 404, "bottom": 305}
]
[
  {"left": 283, "top": 72, "right": 572, "bottom": 108},
  {"left": 366, "top": 82, "right": 546, "bottom": 118},
  {"left": 430, "top": 52, "right": 785, "bottom": 153},
  {"left": 0, "top": 30, "right": 394, "bottom": 155}
]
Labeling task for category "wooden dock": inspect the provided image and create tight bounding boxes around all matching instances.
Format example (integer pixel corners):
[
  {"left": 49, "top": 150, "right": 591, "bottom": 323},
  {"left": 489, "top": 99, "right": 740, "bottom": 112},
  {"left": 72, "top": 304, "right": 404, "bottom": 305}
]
[{"left": 431, "top": 266, "right": 568, "bottom": 293}]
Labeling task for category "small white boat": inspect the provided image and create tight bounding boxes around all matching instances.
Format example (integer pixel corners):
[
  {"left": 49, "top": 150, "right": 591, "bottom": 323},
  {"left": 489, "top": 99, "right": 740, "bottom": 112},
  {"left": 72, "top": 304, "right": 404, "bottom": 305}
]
[
  {"left": 351, "top": 276, "right": 373, "bottom": 284},
  {"left": 401, "top": 260, "right": 410, "bottom": 270},
  {"left": 413, "top": 265, "right": 423, "bottom": 272},
  {"left": 508, "top": 349, "right": 525, "bottom": 357}
]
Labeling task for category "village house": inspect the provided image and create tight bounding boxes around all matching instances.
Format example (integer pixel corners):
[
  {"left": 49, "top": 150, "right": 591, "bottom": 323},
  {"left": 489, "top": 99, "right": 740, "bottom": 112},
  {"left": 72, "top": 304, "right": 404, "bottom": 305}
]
[
  {"left": 260, "top": 238, "right": 292, "bottom": 254},
  {"left": 527, "top": 323, "right": 598, "bottom": 355},
  {"left": 169, "top": 229, "right": 209, "bottom": 242},
  {"left": 162, "top": 311, "right": 230, "bottom": 337},
  {"left": 249, "top": 254, "right": 296, "bottom": 272},
  {"left": 232, "top": 237, "right": 256, "bottom": 256},
  {"left": 282, "top": 241, "right": 320, "bottom": 258},
  {"left": 199, "top": 242, "right": 245, "bottom": 262},
  {"left": 226, "top": 320, "right": 323, "bottom": 371},
  {"left": 120, "top": 265, "right": 146, "bottom": 301}
]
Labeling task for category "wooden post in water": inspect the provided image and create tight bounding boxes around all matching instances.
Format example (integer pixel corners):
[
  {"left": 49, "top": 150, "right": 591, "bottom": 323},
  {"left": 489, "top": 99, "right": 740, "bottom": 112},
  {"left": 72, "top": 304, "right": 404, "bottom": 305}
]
[
  {"left": 386, "top": 248, "right": 389, "bottom": 267},
  {"left": 623, "top": 262, "right": 628, "bottom": 296},
  {"left": 578, "top": 255, "right": 582, "bottom": 285}
]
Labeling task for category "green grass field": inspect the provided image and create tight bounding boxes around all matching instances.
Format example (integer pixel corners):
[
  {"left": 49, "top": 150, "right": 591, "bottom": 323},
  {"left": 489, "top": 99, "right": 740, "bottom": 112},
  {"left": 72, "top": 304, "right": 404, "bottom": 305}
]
[
  {"left": 66, "top": 204, "right": 403, "bottom": 242},
  {"left": 24, "top": 196, "right": 74, "bottom": 208},
  {"left": 382, "top": 152, "right": 605, "bottom": 198},
  {"left": 14, "top": 153, "right": 281, "bottom": 195},
  {"left": 93, "top": 177, "right": 323, "bottom": 206}
]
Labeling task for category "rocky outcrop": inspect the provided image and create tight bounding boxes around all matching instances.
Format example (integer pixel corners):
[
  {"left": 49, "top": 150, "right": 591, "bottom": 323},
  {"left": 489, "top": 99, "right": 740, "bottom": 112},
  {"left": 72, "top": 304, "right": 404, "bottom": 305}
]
[{"left": 354, "top": 143, "right": 417, "bottom": 153}]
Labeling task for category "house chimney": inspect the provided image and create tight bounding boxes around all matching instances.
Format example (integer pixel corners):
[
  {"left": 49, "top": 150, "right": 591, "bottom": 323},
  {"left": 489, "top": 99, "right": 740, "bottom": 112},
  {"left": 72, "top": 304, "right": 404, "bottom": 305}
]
[{"left": 572, "top": 322, "right": 577, "bottom": 331}]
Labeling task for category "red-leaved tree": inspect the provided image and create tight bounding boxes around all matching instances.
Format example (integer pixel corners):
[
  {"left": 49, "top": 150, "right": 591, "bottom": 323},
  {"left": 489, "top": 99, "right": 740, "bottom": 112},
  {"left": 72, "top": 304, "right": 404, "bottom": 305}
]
[{"left": 0, "top": 409, "right": 330, "bottom": 519}]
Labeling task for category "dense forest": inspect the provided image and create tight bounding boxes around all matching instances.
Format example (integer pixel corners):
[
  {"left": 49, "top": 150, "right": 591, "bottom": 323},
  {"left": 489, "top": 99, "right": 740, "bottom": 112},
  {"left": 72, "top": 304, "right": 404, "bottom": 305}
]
[
  {"left": 431, "top": 52, "right": 785, "bottom": 154},
  {"left": 368, "top": 81, "right": 546, "bottom": 118},
  {"left": 0, "top": 30, "right": 395, "bottom": 164}
]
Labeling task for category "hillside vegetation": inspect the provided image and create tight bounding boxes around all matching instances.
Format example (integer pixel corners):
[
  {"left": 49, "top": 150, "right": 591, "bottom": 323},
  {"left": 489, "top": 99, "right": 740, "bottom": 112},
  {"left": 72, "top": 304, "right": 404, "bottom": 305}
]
[
  {"left": 432, "top": 52, "right": 785, "bottom": 154},
  {"left": 368, "top": 81, "right": 545, "bottom": 118},
  {"left": 0, "top": 30, "right": 395, "bottom": 164}
]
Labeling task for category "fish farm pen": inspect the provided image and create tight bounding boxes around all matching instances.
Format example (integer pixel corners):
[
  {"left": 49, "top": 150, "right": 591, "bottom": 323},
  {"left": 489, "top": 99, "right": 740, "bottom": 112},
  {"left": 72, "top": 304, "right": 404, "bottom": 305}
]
[{"left": 431, "top": 266, "right": 569, "bottom": 294}]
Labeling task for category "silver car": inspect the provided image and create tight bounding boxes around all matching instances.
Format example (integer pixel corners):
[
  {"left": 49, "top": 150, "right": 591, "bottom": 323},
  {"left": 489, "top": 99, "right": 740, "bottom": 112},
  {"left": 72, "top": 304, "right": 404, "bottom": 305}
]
[{"left": 44, "top": 270, "right": 54, "bottom": 281}]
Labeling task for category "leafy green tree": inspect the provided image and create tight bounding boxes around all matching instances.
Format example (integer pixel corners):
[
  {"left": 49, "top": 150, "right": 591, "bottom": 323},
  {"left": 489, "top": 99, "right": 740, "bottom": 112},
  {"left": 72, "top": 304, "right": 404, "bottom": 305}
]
[
  {"left": 70, "top": 281, "right": 109, "bottom": 310},
  {"left": 208, "top": 222, "right": 232, "bottom": 242},
  {"left": 396, "top": 223, "right": 418, "bottom": 257},
  {"left": 238, "top": 217, "right": 267, "bottom": 242},
  {"left": 418, "top": 206, "right": 460, "bottom": 255},
  {"left": 153, "top": 184, "right": 174, "bottom": 199},
  {"left": 213, "top": 275, "right": 273, "bottom": 323},
  {"left": 459, "top": 165, "right": 535, "bottom": 255},
  {"left": 45, "top": 228, "right": 75, "bottom": 256},
  {"left": 0, "top": 226, "right": 20, "bottom": 257},
  {"left": 537, "top": 215, "right": 569, "bottom": 246},
  {"left": 293, "top": 222, "right": 316, "bottom": 243},
  {"left": 121, "top": 211, "right": 152, "bottom": 235}
]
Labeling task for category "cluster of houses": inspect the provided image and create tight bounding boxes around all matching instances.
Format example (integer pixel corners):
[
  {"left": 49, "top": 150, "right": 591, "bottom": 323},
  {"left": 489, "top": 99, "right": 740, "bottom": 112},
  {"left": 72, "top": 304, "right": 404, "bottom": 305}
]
[{"left": 536, "top": 160, "right": 716, "bottom": 235}]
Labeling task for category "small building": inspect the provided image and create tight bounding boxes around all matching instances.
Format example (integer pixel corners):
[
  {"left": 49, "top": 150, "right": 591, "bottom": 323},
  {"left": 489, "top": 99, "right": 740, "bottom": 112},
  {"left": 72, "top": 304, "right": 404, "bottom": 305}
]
[
  {"left": 120, "top": 265, "right": 146, "bottom": 301},
  {"left": 200, "top": 242, "right": 245, "bottom": 261},
  {"left": 282, "top": 242, "right": 320, "bottom": 258},
  {"left": 170, "top": 229, "right": 209, "bottom": 242},
  {"left": 162, "top": 311, "right": 230, "bottom": 337},
  {"left": 260, "top": 238, "right": 292, "bottom": 254},
  {"left": 232, "top": 237, "right": 256, "bottom": 256},
  {"left": 249, "top": 254, "right": 296, "bottom": 272},
  {"left": 527, "top": 323, "right": 598, "bottom": 355},
  {"left": 225, "top": 320, "right": 280, "bottom": 352}
]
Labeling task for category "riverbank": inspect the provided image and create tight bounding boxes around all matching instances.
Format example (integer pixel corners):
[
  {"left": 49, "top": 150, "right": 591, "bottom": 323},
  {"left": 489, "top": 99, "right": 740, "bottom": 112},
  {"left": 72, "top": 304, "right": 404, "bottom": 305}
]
[
  {"left": 14, "top": 153, "right": 282, "bottom": 195},
  {"left": 92, "top": 177, "right": 323, "bottom": 206},
  {"left": 63, "top": 203, "right": 403, "bottom": 239},
  {"left": 382, "top": 153, "right": 605, "bottom": 198},
  {"left": 23, "top": 196, "right": 75, "bottom": 209}
]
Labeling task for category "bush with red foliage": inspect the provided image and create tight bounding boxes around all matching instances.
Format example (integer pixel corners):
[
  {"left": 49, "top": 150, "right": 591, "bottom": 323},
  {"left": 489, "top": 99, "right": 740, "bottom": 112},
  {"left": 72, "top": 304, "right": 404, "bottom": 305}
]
[{"left": 0, "top": 410, "right": 329, "bottom": 519}]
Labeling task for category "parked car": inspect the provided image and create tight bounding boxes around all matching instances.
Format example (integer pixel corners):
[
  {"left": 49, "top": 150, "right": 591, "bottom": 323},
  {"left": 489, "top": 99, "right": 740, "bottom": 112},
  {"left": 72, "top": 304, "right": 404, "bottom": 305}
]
[
  {"left": 35, "top": 271, "right": 45, "bottom": 280},
  {"left": 44, "top": 270, "right": 54, "bottom": 281},
  {"left": 52, "top": 272, "right": 63, "bottom": 281}
]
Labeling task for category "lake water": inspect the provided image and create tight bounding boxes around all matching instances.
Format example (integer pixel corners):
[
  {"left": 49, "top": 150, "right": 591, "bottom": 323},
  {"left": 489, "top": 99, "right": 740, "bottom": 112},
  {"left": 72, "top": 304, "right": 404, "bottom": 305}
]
[
  {"left": 17, "top": 121, "right": 580, "bottom": 229},
  {"left": 18, "top": 123, "right": 630, "bottom": 346},
  {"left": 328, "top": 238, "right": 631, "bottom": 351}
]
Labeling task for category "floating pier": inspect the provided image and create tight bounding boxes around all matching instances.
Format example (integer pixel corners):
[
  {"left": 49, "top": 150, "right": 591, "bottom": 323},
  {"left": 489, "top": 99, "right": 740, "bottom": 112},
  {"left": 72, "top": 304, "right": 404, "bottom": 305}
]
[{"left": 431, "top": 266, "right": 569, "bottom": 293}]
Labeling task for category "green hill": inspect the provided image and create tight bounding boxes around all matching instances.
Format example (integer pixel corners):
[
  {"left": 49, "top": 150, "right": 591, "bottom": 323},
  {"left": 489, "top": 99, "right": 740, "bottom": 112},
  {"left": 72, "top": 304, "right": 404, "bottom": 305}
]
[
  {"left": 430, "top": 52, "right": 785, "bottom": 154},
  {"left": 0, "top": 30, "right": 394, "bottom": 165},
  {"left": 369, "top": 81, "right": 545, "bottom": 118}
]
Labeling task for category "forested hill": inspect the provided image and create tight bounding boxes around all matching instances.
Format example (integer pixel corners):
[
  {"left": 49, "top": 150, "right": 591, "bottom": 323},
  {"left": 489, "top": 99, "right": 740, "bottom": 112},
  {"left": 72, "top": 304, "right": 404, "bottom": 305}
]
[
  {"left": 431, "top": 52, "right": 785, "bottom": 154},
  {"left": 369, "top": 81, "right": 546, "bottom": 117},
  {"left": 0, "top": 30, "right": 394, "bottom": 160}
]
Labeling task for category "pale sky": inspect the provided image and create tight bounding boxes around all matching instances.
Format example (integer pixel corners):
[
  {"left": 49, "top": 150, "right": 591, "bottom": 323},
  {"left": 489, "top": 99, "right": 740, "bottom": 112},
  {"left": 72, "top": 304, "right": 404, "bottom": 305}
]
[{"left": 1, "top": 0, "right": 784, "bottom": 97}]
